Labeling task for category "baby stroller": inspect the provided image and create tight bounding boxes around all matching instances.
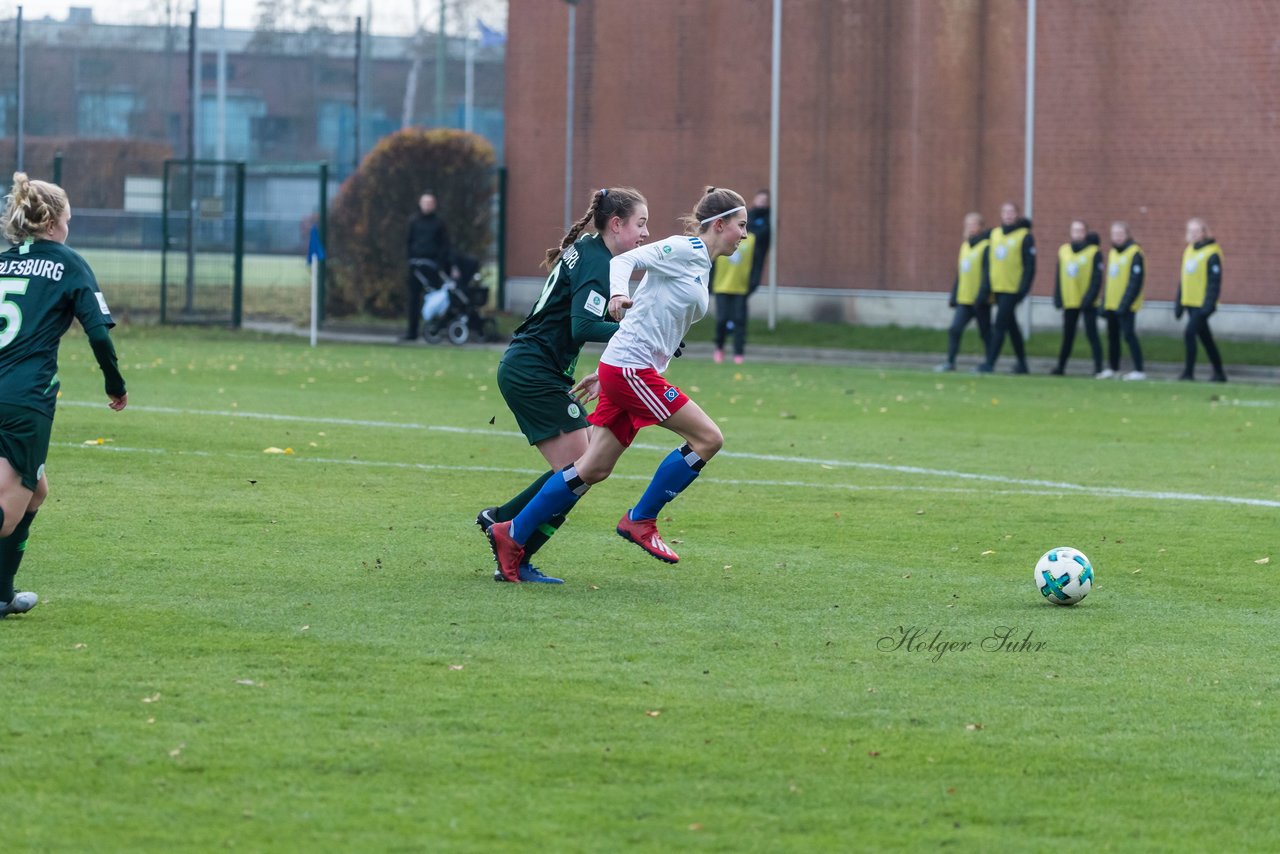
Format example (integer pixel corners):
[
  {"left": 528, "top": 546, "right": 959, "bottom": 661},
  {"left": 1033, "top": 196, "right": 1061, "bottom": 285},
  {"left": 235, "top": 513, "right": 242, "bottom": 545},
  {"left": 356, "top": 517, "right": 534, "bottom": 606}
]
[{"left": 418, "top": 254, "right": 499, "bottom": 345}]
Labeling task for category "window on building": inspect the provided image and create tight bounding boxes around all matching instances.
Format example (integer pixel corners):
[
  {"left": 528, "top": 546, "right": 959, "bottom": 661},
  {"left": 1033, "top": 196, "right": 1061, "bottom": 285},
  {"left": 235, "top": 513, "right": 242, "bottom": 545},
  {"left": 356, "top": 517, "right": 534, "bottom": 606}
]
[
  {"left": 199, "top": 95, "right": 268, "bottom": 160},
  {"left": 252, "top": 115, "right": 300, "bottom": 153},
  {"left": 317, "top": 100, "right": 354, "bottom": 159},
  {"left": 78, "top": 91, "right": 140, "bottom": 138}
]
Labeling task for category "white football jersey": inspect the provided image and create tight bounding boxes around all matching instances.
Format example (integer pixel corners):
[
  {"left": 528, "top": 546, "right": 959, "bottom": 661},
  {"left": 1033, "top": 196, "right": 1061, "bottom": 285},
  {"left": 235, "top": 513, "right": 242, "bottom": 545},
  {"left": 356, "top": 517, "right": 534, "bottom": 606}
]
[{"left": 603, "top": 235, "right": 711, "bottom": 373}]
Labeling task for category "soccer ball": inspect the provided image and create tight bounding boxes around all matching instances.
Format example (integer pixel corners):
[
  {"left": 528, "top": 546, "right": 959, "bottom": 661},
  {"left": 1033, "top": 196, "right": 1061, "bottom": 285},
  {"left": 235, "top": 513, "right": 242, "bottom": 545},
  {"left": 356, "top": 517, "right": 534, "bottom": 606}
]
[{"left": 1034, "top": 547, "right": 1094, "bottom": 606}]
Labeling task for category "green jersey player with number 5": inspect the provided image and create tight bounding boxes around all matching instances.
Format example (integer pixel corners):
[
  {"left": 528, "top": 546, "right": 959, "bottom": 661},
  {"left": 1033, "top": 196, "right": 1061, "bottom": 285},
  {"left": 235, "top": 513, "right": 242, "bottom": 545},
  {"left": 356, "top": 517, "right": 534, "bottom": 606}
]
[
  {"left": 0, "top": 172, "right": 127, "bottom": 619},
  {"left": 475, "top": 187, "right": 649, "bottom": 583}
]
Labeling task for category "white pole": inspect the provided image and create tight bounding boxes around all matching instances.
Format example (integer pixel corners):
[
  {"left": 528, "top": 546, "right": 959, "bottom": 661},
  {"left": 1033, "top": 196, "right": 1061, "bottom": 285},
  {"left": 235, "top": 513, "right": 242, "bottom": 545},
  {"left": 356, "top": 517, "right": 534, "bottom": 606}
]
[
  {"left": 1023, "top": 0, "right": 1036, "bottom": 337},
  {"left": 216, "top": 0, "right": 226, "bottom": 169},
  {"left": 216, "top": 0, "right": 226, "bottom": 185},
  {"left": 310, "top": 260, "right": 319, "bottom": 348},
  {"left": 15, "top": 6, "right": 24, "bottom": 174},
  {"left": 215, "top": 42, "right": 226, "bottom": 195},
  {"left": 564, "top": 3, "right": 576, "bottom": 232},
  {"left": 767, "top": 0, "right": 781, "bottom": 330},
  {"left": 464, "top": 23, "right": 474, "bottom": 133}
]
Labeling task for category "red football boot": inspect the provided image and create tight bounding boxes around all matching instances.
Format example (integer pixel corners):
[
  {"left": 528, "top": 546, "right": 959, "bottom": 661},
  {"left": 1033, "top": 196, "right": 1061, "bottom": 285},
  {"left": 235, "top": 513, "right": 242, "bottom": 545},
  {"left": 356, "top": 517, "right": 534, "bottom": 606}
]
[
  {"left": 616, "top": 512, "right": 680, "bottom": 564},
  {"left": 487, "top": 521, "right": 525, "bottom": 583}
]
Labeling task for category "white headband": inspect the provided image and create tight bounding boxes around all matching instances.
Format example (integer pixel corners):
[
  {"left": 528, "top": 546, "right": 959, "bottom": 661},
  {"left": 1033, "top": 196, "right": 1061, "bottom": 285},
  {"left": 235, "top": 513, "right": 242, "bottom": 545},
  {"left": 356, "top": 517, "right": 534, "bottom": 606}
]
[{"left": 700, "top": 205, "right": 745, "bottom": 225}]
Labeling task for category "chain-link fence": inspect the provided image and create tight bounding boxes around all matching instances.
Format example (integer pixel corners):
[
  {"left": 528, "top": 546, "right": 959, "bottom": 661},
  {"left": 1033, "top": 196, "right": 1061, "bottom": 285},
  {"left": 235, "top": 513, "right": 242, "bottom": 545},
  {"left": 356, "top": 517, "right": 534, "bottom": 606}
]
[
  {"left": 158, "top": 160, "right": 330, "bottom": 326},
  {"left": 50, "top": 158, "right": 331, "bottom": 327}
]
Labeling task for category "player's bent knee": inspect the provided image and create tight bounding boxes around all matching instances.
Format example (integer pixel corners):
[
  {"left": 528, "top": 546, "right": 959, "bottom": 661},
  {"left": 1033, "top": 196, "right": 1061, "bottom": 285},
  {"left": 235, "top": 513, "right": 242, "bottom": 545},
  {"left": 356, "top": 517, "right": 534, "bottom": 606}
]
[
  {"left": 691, "top": 427, "right": 724, "bottom": 461},
  {"left": 577, "top": 461, "right": 613, "bottom": 484}
]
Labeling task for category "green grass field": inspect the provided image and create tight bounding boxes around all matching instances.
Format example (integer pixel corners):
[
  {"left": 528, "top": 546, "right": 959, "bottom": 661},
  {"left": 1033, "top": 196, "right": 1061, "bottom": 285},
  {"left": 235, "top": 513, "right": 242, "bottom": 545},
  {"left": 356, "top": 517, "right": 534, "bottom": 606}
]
[{"left": 4, "top": 326, "right": 1279, "bottom": 852}]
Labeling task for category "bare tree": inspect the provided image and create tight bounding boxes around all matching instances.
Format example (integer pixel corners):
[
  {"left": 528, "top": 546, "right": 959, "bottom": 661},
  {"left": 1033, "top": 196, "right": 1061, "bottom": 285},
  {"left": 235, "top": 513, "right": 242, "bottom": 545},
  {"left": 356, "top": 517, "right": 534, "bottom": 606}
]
[
  {"left": 399, "top": 0, "right": 506, "bottom": 128},
  {"left": 249, "top": 0, "right": 356, "bottom": 51}
]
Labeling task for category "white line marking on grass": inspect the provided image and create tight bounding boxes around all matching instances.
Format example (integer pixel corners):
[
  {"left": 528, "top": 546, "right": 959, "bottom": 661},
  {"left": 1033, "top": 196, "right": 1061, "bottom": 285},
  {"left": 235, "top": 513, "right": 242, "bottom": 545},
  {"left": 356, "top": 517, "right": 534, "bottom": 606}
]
[
  {"left": 59, "top": 400, "right": 525, "bottom": 437},
  {"left": 52, "top": 442, "right": 1004, "bottom": 496},
  {"left": 55, "top": 440, "right": 1146, "bottom": 501},
  {"left": 57, "top": 401, "right": 1280, "bottom": 509}
]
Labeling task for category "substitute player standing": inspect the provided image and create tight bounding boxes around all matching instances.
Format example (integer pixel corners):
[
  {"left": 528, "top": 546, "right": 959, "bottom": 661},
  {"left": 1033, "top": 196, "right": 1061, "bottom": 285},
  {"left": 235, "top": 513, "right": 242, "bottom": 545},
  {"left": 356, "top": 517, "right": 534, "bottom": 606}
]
[
  {"left": 0, "top": 173, "right": 127, "bottom": 618},
  {"left": 977, "top": 201, "right": 1035, "bottom": 374},
  {"left": 935, "top": 212, "right": 991, "bottom": 372},
  {"left": 1100, "top": 221, "right": 1146, "bottom": 380},
  {"left": 1175, "top": 217, "right": 1227, "bottom": 382},
  {"left": 487, "top": 187, "right": 748, "bottom": 582},
  {"left": 1050, "top": 219, "right": 1104, "bottom": 377},
  {"left": 476, "top": 187, "right": 649, "bottom": 582}
]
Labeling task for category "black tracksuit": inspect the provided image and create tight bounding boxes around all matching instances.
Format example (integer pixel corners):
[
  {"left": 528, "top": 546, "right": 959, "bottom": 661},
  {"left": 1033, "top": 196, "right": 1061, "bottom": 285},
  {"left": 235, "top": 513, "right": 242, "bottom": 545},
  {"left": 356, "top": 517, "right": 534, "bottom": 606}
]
[
  {"left": 746, "top": 205, "right": 771, "bottom": 294},
  {"left": 983, "top": 217, "right": 1035, "bottom": 371},
  {"left": 1102, "top": 238, "right": 1144, "bottom": 373},
  {"left": 945, "top": 230, "right": 993, "bottom": 366},
  {"left": 1053, "top": 233, "right": 1104, "bottom": 374},
  {"left": 1175, "top": 238, "right": 1225, "bottom": 380},
  {"left": 405, "top": 211, "right": 452, "bottom": 338}
]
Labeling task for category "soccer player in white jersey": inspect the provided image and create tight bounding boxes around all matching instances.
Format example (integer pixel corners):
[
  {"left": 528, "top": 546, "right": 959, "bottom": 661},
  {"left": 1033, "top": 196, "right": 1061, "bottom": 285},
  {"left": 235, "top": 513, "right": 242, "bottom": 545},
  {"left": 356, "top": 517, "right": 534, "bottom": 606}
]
[{"left": 488, "top": 187, "right": 747, "bottom": 581}]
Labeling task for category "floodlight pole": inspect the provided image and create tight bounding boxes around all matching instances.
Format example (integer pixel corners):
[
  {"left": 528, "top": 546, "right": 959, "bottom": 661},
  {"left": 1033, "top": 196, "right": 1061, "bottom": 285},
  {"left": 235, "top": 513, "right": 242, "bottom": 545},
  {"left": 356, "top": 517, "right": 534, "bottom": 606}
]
[
  {"left": 185, "top": 4, "right": 199, "bottom": 314},
  {"left": 214, "top": 0, "right": 227, "bottom": 198},
  {"left": 435, "top": 0, "right": 446, "bottom": 126},
  {"left": 767, "top": 0, "right": 781, "bottom": 330},
  {"left": 355, "top": 16, "right": 364, "bottom": 171},
  {"left": 1023, "top": 0, "right": 1036, "bottom": 338},
  {"left": 464, "top": 21, "right": 475, "bottom": 132},
  {"left": 15, "top": 6, "right": 24, "bottom": 174},
  {"left": 563, "top": 0, "right": 579, "bottom": 232}
]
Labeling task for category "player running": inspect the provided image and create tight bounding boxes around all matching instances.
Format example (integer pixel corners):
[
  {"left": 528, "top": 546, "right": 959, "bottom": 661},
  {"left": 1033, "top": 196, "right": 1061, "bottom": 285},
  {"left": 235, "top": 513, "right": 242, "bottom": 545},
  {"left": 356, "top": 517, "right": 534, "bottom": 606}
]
[
  {"left": 487, "top": 187, "right": 747, "bottom": 582},
  {"left": 476, "top": 187, "right": 650, "bottom": 583},
  {"left": 0, "top": 173, "right": 127, "bottom": 619}
]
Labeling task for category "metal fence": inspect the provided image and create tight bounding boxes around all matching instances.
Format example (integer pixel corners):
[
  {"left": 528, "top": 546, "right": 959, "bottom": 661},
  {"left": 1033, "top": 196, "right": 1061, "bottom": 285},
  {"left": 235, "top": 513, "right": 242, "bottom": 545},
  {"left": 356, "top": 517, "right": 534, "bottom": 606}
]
[{"left": 63, "top": 159, "right": 332, "bottom": 326}]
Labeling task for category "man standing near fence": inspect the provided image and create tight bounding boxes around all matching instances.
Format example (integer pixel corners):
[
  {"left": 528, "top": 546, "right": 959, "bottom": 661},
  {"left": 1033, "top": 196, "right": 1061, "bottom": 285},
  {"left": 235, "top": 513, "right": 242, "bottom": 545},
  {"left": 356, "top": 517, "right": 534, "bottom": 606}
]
[{"left": 403, "top": 192, "right": 452, "bottom": 341}]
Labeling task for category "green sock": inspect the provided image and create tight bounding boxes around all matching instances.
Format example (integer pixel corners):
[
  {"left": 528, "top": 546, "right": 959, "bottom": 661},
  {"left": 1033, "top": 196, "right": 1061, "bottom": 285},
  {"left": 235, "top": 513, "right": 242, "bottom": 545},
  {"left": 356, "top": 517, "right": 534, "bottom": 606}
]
[
  {"left": 494, "top": 470, "right": 555, "bottom": 522},
  {"left": 523, "top": 512, "right": 567, "bottom": 561},
  {"left": 0, "top": 510, "right": 36, "bottom": 602}
]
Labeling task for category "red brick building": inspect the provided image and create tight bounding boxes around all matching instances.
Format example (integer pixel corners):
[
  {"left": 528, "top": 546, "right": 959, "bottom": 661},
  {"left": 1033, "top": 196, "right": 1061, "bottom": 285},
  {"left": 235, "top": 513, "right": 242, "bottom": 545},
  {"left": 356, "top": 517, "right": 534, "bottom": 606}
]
[{"left": 505, "top": 0, "right": 1280, "bottom": 331}]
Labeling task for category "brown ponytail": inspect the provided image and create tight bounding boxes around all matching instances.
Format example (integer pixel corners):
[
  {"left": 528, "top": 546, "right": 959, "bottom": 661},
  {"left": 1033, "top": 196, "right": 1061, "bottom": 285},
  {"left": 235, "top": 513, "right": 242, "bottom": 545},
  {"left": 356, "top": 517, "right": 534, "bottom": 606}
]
[
  {"left": 679, "top": 186, "right": 746, "bottom": 235},
  {"left": 542, "top": 186, "right": 648, "bottom": 269}
]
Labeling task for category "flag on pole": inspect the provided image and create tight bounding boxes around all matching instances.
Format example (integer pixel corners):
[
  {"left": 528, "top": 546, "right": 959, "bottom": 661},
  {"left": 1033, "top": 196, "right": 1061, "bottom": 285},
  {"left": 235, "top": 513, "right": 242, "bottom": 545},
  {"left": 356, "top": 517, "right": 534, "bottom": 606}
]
[
  {"left": 307, "top": 223, "right": 325, "bottom": 265},
  {"left": 477, "top": 19, "right": 506, "bottom": 48}
]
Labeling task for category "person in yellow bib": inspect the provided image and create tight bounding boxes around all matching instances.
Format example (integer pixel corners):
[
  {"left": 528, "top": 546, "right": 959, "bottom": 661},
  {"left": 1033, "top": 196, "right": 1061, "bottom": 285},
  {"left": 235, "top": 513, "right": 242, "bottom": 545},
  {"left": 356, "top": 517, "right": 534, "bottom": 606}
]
[
  {"left": 1050, "top": 219, "right": 1104, "bottom": 376},
  {"left": 976, "top": 201, "right": 1035, "bottom": 374},
  {"left": 1175, "top": 218, "right": 1226, "bottom": 382},
  {"left": 710, "top": 230, "right": 754, "bottom": 364},
  {"left": 935, "top": 212, "right": 992, "bottom": 372},
  {"left": 1100, "top": 221, "right": 1146, "bottom": 380}
]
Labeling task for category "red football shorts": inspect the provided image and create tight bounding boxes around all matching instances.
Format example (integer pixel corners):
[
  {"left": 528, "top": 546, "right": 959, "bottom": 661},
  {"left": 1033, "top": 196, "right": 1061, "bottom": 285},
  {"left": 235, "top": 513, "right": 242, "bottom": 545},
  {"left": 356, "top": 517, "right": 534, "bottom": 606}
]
[{"left": 588, "top": 362, "right": 690, "bottom": 447}]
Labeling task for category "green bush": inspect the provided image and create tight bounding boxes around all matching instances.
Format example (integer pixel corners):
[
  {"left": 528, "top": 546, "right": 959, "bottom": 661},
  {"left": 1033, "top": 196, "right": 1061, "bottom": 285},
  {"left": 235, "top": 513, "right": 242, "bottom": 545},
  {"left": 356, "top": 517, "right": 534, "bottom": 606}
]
[{"left": 326, "top": 129, "right": 497, "bottom": 318}]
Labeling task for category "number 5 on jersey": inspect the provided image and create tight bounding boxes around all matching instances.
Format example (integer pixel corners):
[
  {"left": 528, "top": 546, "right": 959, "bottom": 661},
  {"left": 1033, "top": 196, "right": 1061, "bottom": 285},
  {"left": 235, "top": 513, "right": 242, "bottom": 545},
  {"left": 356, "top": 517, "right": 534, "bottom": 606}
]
[{"left": 0, "top": 277, "right": 31, "bottom": 349}]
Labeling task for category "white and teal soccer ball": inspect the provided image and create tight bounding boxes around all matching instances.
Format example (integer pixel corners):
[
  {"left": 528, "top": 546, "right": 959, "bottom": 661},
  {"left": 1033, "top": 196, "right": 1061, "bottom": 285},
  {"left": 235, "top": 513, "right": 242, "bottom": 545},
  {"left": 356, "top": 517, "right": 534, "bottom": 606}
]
[{"left": 1034, "top": 547, "right": 1094, "bottom": 606}]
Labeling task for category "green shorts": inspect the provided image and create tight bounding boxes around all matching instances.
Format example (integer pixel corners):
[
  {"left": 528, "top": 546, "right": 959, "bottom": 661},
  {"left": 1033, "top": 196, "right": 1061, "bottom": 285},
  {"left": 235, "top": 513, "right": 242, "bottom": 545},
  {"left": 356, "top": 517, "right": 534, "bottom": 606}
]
[
  {"left": 497, "top": 354, "right": 589, "bottom": 445},
  {"left": 0, "top": 404, "right": 53, "bottom": 491}
]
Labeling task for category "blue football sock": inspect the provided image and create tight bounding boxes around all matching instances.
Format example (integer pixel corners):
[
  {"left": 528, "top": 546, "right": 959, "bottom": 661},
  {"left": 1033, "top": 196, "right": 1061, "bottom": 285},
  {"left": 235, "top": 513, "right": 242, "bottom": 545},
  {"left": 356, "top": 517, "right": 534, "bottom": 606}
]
[
  {"left": 511, "top": 465, "right": 590, "bottom": 544},
  {"left": 630, "top": 444, "right": 706, "bottom": 521}
]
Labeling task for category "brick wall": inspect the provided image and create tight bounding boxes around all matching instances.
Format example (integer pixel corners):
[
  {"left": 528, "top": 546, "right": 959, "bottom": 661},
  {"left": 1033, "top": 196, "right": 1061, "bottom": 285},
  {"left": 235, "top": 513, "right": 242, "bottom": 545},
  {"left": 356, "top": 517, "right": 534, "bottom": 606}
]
[{"left": 506, "top": 0, "right": 1280, "bottom": 306}]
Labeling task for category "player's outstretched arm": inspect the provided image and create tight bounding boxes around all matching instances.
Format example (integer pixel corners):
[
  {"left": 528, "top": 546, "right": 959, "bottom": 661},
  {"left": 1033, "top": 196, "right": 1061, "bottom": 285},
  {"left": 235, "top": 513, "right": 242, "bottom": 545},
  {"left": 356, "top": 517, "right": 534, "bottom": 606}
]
[{"left": 86, "top": 325, "right": 127, "bottom": 409}]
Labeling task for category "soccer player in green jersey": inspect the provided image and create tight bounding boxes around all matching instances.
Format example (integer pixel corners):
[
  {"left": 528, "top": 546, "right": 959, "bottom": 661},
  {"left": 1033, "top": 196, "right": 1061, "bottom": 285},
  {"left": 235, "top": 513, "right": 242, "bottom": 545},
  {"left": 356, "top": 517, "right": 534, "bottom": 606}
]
[
  {"left": 0, "top": 173, "right": 128, "bottom": 618},
  {"left": 476, "top": 187, "right": 649, "bottom": 582}
]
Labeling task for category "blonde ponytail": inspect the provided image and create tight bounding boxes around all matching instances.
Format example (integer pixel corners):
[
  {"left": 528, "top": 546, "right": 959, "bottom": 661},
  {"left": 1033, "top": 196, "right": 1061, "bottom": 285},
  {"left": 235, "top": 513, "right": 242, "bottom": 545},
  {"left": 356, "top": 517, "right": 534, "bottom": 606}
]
[{"left": 3, "top": 172, "right": 69, "bottom": 244}]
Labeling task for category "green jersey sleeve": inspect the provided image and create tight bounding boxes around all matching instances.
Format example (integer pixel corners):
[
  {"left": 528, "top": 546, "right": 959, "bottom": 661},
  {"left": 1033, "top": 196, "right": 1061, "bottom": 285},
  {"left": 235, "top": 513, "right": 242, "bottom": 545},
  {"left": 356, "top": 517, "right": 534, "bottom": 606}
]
[
  {"left": 68, "top": 251, "right": 114, "bottom": 333},
  {"left": 568, "top": 239, "right": 619, "bottom": 345}
]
